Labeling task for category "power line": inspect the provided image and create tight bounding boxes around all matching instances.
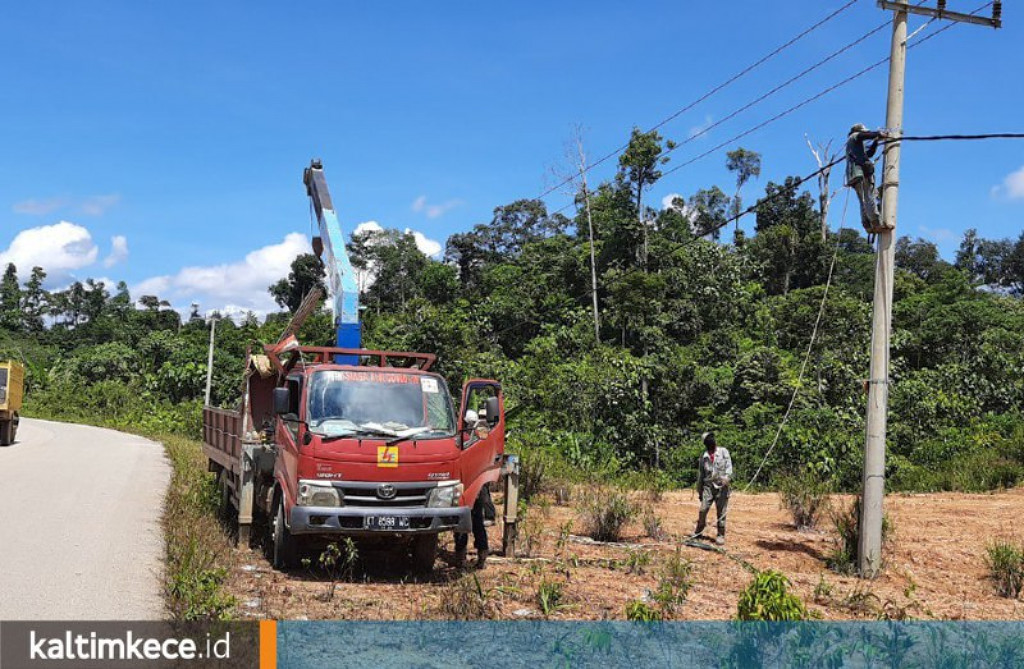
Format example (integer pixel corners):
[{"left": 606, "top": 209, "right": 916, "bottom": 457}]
[
  {"left": 547, "top": 1, "right": 992, "bottom": 218},
  {"left": 500, "top": 3, "right": 998, "bottom": 341},
  {"left": 534, "top": 0, "right": 861, "bottom": 202}
]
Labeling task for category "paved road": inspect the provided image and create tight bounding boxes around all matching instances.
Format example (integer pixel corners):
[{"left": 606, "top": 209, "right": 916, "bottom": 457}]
[{"left": 0, "top": 418, "right": 170, "bottom": 619}]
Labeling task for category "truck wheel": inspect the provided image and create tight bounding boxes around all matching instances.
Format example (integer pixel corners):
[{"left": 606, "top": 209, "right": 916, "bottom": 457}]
[
  {"left": 0, "top": 420, "right": 11, "bottom": 446},
  {"left": 411, "top": 534, "right": 438, "bottom": 574},
  {"left": 271, "top": 496, "right": 298, "bottom": 570}
]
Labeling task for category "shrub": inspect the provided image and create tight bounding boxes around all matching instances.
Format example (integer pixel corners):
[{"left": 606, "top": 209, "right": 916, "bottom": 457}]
[
  {"left": 537, "top": 579, "right": 565, "bottom": 616},
  {"left": 826, "top": 496, "right": 892, "bottom": 575},
  {"left": 579, "top": 487, "right": 638, "bottom": 542},
  {"left": 642, "top": 506, "right": 669, "bottom": 541},
  {"left": 624, "top": 548, "right": 652, "bottom": 575},
  {"left": 519, "top": 451, "right": 547, "bottom": 502},
  {"left": 651, "top": 549, "right": 694, "bottom": 616},
  {"left": 985, "top": 539, "right": 1024, "bottom": 598},
  {"left": 775, "top": 469, "right": 831, "bottom": 530},
  {"left": 625, "top": 600, "right": 662, "bottom": 622},
  {"left": 437, "top": 573, "right": 492, "bottom": 620},
  {"left": 736, "top": 570, "right": 809, "bottom": 621}
]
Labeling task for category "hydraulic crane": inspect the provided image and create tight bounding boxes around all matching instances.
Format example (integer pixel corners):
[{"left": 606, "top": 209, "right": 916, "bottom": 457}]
[{"left": 303, "top": 159, "right": 361, "bottom": 363}]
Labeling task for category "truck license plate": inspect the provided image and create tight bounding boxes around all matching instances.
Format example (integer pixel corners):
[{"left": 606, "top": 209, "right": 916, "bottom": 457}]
[{"left": 366, "top": 516, "right": 410, "bottom": 530}]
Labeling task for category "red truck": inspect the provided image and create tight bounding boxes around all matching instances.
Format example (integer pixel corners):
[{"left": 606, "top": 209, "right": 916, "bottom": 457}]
[{"left": 203, "top": 340, "right": 516, "bottom": 572}]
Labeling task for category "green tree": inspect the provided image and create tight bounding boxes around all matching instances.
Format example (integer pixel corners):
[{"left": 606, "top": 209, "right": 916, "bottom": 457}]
[
  {"left": 1, "top": 263, "right": 23, "bottom": 331},
  {"left": 268, "top": 253, "right": 326, "bottom": 313}
]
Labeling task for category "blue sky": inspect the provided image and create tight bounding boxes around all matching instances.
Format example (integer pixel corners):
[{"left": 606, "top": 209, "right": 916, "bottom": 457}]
[{"left": 1, "top": 1, "right": 1021, "bottom": 314}]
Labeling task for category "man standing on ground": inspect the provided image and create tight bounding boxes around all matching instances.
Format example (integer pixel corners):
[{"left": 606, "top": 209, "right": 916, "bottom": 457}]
[
  {"left": 693, "top": 431, "right": 733, "bottom": 546},
  {"left": 454, "top": 486, "right": 491, "bottom": 568}
]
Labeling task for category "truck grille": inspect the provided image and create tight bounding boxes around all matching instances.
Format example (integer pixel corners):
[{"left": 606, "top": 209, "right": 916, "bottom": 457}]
[{"left": 339, "top": 483, "right": 434, "bottom": 508}]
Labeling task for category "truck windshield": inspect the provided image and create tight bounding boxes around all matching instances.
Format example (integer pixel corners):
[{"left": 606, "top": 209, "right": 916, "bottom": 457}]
[{"left": 306, "top": 370, "right": 455, "bottom": 438}]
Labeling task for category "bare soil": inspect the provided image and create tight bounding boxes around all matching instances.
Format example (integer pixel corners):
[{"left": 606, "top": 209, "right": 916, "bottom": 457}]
[{"left": 223, "top": 487, "right": 1024, "bottom": 621}]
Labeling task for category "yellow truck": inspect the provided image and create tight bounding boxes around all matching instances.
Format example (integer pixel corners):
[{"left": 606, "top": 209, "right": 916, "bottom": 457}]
[{"left": 0, "top": 360, "right": 24, "bottom": 446}]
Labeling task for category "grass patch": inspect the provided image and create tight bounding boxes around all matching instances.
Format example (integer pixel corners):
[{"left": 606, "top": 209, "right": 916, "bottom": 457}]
[
  {"left": 985, "top": 539, "right": 1024, "bottom": 598},
  {"left": 578, "top": 487, "right": 638, "bottom": 542},
  {"left": 736, "top": 570, "right": 810, "bottom": 621},
  {"left": 775, "top": 470, "right": 831, "bottom": 530},
  {"left": 160, "top": 433, "right": 237, "bottom": 620},
  {"left": 826, "top": 496, "right": 892, "bottom": 576}
]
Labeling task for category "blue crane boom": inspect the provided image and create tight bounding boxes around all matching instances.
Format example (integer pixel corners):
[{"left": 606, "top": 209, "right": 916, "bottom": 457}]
[{"left": 303, "top": 159, "right": 361, "bottom": 360}]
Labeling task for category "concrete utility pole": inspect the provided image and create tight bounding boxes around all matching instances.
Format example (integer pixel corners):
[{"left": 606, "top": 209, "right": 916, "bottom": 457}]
[
  {"left": 204, "top": 314, "right": 218, "bottom": 407},
  {"left": 860, "top": 0, "right": 1002, "bottom": 579}
]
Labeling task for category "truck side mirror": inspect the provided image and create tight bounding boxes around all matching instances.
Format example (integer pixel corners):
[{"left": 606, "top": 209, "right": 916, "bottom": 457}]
[
  {"left": 273, "top": 387, "right": 291, "bottom": 415},
  {"left": 485, "top": 396, "right": 500, "bottom": 427}
]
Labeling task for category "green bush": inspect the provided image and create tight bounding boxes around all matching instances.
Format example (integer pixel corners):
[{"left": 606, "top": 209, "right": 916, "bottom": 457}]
[
  {"left": 827, "top": 496, "right": 892, "bottom": 575},
  {"left": 625, "top": 600, "right": 662, "bottom": 622},
  {"left": 578, "top": 487, "right": 638, "bottom": 542},
  {"left": 775, "top": 469, "right": 832, "bottom": 530},
  {"left": 736, "top": 570, "right": 809, "bottom": 621},
  {"left": 651, "top": 549, "right": 694, "bottom": 616},
  {"left": 985, "top": 540, "right": 1024, "bottom": 598}
]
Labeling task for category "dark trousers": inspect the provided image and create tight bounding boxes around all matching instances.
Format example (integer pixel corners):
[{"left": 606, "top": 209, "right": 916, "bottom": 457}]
[
  {"left": 455, "top": 489, "right": 489, "bottom": 552},
  {"left": 695, "top": 485, "right": 729, "bottom": 537}
]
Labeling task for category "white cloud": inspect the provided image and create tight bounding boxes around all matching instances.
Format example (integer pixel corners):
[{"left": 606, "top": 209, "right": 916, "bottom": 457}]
[
  {"left": 11, "top": 193, "right": 120, "bottom": 216},
  {"left": 406, "top": 229, "right": 442, "bottom": 257},
  {"left": 12, "top": 197, "right": 67, "bottom": 215},
  {"left": 103, "top": 235, "right": 129, "bottom": 267},
  {"left": 687, "top": 115, "right": 714, "bottom": 141},
  {"left": 79, "top": 194, "right": 120, "bottom": 216},
  {"left": 133, "top": 232, "right": 311, "bottom": 314},
  {"left": 0, "top": 221, "right": 99, "bottom": 285},
  {"left": 354, "top": 220, "right": 383, "bottom": 235},
  {"left": 411, "top": 195, "right": 463, "bottom": 219},
  {"left": 994, "top": 165, "right": 1024, "bottom": 200},
  {"left": 916, "top": 225, "right": 957, "bottom": 244}
]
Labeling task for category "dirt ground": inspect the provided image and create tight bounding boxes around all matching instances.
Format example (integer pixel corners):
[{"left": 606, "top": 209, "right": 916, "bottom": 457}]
[{"left": 224, "top": 487, "right": 1024, "bottom": 621}]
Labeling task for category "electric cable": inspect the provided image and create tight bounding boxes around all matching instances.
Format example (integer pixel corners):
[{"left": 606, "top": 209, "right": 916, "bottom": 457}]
[{"left": 534, "top": 0, "right": 862, "bottom": 203}]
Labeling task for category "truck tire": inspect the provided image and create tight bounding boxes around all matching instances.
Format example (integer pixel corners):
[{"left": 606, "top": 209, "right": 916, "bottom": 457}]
[
  {"left": 411, "top": 534, "right": 438, "bottom": 574},
  {"left": 0, "top": 420, "right": 11, "bottom": 446},
  {"left": 271, "top": 496, "right": 299, "bottom": 570}
]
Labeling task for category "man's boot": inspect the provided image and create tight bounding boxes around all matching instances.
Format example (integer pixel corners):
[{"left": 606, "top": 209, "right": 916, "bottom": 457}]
[
  {"left": 454, "top": 546, "right": 467, "bottom": 568},
  {"left": 476, "top": 548, "right": 488, "bottom": 569},
  {"left": 715, "top": 534, "right": 725, "bottom": 546}
]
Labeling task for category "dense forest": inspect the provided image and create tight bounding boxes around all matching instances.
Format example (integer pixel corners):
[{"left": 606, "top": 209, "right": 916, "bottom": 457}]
[{"left": 5, "top": 130, "right": 1024, "bottom": 492}]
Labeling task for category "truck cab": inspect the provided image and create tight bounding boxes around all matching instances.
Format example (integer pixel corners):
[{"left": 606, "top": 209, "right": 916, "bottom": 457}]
[
  {"left": 204, "top": 345, "right": 505, "bottom": 572},
  {"left": 0, "top": 360, "right": 24, "bottom": 446}
]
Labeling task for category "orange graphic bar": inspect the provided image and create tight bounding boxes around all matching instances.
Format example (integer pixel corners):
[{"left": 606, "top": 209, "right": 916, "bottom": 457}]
[{"left": 260, "top": 619, "right": 277, "bottom": 669}]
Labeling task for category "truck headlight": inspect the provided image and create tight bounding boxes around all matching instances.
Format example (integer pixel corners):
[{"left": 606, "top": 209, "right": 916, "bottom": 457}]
[
  {"left": 297, "top": 482, "right": 344, "bottom": 507},
  {"left": 427, "top": 482, "right": 464, "bottom": 508}
]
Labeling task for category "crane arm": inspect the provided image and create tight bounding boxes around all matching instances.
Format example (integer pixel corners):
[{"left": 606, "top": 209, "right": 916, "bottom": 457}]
[{"left": 303, "top": 159, "right": 361, "bottom": 356}]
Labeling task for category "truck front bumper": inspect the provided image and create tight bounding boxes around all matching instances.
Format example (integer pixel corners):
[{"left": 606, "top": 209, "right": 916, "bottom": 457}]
[{"left": 289, "top": 505, "right": 471, "bottom": 535}]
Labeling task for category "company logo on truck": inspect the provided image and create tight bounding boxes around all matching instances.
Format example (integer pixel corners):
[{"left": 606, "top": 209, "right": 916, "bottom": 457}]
[
  {"left": 376, "top": 484, "right": 397, "bottom": 500},
  {"left": 377, "top": 445, "right": 399, "bottom": 468}
]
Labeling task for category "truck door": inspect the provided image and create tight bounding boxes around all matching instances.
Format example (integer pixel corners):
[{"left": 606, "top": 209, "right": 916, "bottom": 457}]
[
  {"left": 458, "top": 380, "right": 504, "bottom": 504},
  {"left": 276, "top": 375, "right": 303, "bottom": 509}
]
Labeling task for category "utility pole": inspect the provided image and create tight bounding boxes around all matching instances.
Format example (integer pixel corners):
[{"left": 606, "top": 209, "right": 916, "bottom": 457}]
[
  {"left": 574, "top": 133, "right": 601, "bottom": 342},
  {"left": 860, "top": 0, "right": 1002, "bottom": 579},
  {"left": 204, "top": 313, "right": 218, "bottom": 407}
]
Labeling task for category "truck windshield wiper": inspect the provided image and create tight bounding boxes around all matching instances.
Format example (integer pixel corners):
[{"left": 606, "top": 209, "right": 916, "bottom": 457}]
[
  {"left": 317, "top": 428, "right": 396, "bottom": 442},
  {"left": 386, "top": 427, "right": 438, "bottom": 446}
]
